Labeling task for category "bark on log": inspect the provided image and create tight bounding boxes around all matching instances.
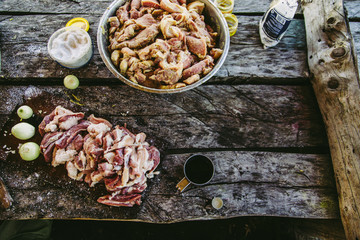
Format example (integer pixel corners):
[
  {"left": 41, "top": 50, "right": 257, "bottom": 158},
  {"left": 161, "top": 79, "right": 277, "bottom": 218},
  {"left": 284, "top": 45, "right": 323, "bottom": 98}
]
[{"left": 302, "top": 0, "right": 360, "bottom": 239}]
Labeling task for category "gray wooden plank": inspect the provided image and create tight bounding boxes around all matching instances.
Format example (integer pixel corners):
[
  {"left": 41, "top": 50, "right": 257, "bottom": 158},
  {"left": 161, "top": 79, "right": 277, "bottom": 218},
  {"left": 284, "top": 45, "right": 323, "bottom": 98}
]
[
  {"left": 0, "top": 14, "right": 308, "bottom": 81},
  {"left": 0, "top": 14, "right": 307, "bottom": 49},
  {"left": 232, "top": 0, "right": 360, "bottom": 20},
  {"left": 0, "top": 151, "right": 338, "bottom": 221},
  {"left": 0, "top": 86, "right": 26, "bottom": 114},
  {"left": 0, "top": 0, "right": 111, "bottom": 15},
  {"left": 0, "top": 85, "right": 328, "bottom": 149},
  {"left": 3, "top": 2, "right": 360, "bottom": 81},
  {"left": 0, "top": 0, "right": 359, "bottom": 19}
]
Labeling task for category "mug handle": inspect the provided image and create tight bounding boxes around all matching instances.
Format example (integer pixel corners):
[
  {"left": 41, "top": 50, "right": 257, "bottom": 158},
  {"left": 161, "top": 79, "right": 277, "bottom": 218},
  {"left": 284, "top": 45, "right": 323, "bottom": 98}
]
[{"left": 176, "top": 177, "right": 190, "bottom": 192}]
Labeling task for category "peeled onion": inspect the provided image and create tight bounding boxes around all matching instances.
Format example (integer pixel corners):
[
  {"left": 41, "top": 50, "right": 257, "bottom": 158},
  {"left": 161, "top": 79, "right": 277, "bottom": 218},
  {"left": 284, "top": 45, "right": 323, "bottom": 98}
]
[
  {"left": 11, "top": 122, "right": 35, "bottom": 140},
  {"left": 17, "top": 105, "right": 33, "bottom": 119},
  {"left": 64, "top": 75, "right": 79, "bottom": 89},
  {"left": 19, "top": 142, "right": 40, "bottom": 161}
]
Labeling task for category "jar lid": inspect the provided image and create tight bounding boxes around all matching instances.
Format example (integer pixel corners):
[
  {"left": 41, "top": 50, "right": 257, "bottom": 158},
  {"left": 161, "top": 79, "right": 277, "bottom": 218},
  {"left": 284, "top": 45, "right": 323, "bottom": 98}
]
[{"left": 66, "top": 18, "right": 90, "bottom": 32}]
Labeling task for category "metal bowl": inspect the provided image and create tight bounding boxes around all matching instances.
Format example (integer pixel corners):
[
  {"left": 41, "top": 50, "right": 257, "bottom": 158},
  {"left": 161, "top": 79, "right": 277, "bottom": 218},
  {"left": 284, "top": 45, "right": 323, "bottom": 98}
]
[{"left": 97, "top": 0, "right": 230, "bottom": 94}]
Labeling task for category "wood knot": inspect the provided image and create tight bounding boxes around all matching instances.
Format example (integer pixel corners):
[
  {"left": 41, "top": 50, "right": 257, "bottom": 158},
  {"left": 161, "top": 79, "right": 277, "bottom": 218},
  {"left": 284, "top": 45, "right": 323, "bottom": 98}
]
[
  {"left": 327, "top": 17, "right": 336, "bottom": 24},
  {"left": 331, "top": 47, "right": 346, "bottom": 59},
  {"left": 327, "top": 78, "right": 339, "bottom": 90}
]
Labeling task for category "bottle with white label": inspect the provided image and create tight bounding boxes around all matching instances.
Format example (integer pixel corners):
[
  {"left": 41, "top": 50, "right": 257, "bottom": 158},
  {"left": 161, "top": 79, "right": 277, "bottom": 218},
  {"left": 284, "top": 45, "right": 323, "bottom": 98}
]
[{"left": 259, "top": 0, "right": 299, "bottom": 49}]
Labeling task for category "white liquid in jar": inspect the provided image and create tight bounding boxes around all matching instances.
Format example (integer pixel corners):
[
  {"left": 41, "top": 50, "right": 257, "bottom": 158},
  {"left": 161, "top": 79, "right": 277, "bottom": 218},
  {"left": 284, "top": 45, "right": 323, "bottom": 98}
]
[{"left": 48, "top": 26, "right": 92, "bottom": 68}]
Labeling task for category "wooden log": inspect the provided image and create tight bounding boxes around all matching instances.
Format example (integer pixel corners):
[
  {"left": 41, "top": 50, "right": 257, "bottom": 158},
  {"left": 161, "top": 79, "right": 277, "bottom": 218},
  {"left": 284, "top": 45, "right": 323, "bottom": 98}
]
[
  {"left": 302, "top": 0, "right": 360, "bottom": 239},
  {"left": 350, "top": 22, "right": 360, "bottom": 73}
]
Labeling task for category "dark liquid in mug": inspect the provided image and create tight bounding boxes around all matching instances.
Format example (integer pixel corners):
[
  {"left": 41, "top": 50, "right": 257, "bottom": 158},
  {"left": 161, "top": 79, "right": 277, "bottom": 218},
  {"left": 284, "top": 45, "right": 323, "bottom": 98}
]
[{"left": 185, "top": 155, "right": 214, "bottom": 184}]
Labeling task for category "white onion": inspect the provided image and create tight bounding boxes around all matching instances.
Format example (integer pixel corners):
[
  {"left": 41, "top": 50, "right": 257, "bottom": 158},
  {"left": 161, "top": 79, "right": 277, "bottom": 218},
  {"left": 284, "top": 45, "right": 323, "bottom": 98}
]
[
  {"left": 19, "top": 142, "right": 40, "bottom": 161},
  {"left": 11, "top": 122, "right": 35, "bottom": 140},
  {"left": 64, "top": 75, "right": 79, "bottom": 89},
  {"left": 17, "top": 105, "right": 33, "bottom": 119}
]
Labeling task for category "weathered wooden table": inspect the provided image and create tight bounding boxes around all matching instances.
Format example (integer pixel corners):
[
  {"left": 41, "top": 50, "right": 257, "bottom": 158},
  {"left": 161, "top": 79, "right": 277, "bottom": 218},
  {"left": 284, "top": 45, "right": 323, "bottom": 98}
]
[{"left": 0, "top": 0, "right": 359, "bottom": 237}]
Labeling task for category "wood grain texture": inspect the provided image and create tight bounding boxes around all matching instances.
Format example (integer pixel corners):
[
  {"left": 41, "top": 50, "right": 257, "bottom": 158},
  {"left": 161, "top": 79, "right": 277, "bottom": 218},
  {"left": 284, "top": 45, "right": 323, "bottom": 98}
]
[
  {"left": 0, "top": 0, "right": 359, "bottom": 19},
  {"left": 1, "top": 2, "right": 359, "bottom": 82},
  {"left": 0, "top": 14, "right": 308, "bottom": 81},
  {"left": 0, "top": 151, "right": 339, "bottom": 222},
  {"left": 0, "top": 85, "right": 328, "bottom": 149},
  {"left": 303, "top": 0, "right": 360, "bottom": 239},
  {"left": 0, "top": 0, "right": 356, "bottom": 227},
  {"left": 0, "top": 85, "right": 336, "bottom": 221}
]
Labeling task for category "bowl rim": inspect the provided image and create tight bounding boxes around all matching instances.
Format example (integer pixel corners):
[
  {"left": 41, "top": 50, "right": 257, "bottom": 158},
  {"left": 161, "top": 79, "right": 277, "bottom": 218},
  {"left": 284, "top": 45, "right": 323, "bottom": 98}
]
[{"left": 97, "top": 0, "right": 230, "bottom": 94}]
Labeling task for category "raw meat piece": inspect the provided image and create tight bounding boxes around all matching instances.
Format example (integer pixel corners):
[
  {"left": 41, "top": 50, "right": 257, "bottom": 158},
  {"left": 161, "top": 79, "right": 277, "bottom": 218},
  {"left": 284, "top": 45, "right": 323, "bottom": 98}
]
[
  {"left": 131, "top": 0, "right": 142, "bottom": 9},
  {"left": 114, "top": 24, "right": 160, "bottom": 49},
  {"left": 39, "top": 106, "right": 161, "bottom": 207},
  {"left": 116, "top": 24, "right": 139, "bottom": 43},
  {"left": 40, "top": 132, "right": 63, "bottom": 150},
  {"left": 160, "top": 15, "right": 182, "bottom": 39},
  {"left": 39, "top": 111, "right": 56, "bottom": 136},
  {"left": 74, "top": 150, "right": 86, "bottom": 171},
  {"left": 66, "top": 161, "right": 84, "bottom": 180},
  {"left": 43, "top": 106, "right": 79, "bottom": 133},
  {"left": 116, "top": 1, "right": 130, "bottom": 24},
  {"left": 183, "top": 74, "right": 200, "bottom": 85},
  {"left": 187, "top": 1, "right": 204, "bottom": 14},
  {"left": 98, "top": 162, "right": 115, "bottom": 177},
  {"left": 135, "top": 13, "right": 157, "bottom": 28},
  {"left": 55, "top": 120, "right": 90, "bottom": 149},
  {"left": 182, "top": 55, "right": 213, "bottom": 79},
  {"left": 210, "top": 48, "right": 224, "bottom": 60},
  {"left": 108, "top": 17, "right": 120, "bottom": 35},
  {"left": 141, "top": 0, "right": 160, "bottom": 8},
  {"left": 88, "top": 114, "right": 112, "bottom": 128},
  {"left": 160, "top": 0, "right": 185, "bottom": 13},
  {"left": 66, "top": 134, "right": 84, "bottom": 152},
  {"left": 186, "top": 35, "right": 207, "bottom": 59},
  {"left": 43, "top": 142, "right": 56, "bottom": 162},
  {"left": 52, "top": 148, "right": 77, "bottom": 167}
]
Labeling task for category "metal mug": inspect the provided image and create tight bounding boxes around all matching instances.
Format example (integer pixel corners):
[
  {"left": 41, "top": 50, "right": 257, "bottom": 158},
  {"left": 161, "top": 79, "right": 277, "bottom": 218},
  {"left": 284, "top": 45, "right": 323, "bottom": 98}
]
[{"left": 176, "top": 154, "right": 215, "bottom": 192}]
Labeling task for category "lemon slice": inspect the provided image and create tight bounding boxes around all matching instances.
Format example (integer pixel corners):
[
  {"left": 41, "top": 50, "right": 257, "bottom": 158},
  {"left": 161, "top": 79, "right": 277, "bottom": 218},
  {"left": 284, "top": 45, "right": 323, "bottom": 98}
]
[
  {"left": 223, "top": 13, "right": 238, "bottom": 37},
  {"left": 66, "top": 17, "right": 90, "bottom": 32},
  {"left": 214, "top": 0, "right": 234, "bottom": 14}
]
